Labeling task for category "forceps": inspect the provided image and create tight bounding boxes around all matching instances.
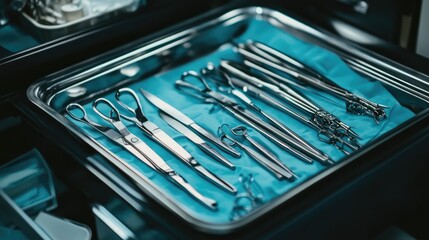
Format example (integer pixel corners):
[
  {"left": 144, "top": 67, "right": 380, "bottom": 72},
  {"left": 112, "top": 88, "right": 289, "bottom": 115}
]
[
  {"left": 65, "top": 103, "right": 217, "bottom": 209},
  {"left": 240, "top": 41, "right": 388, "bottom": 123},
  {"left": 220, "top": 60, "right": 360, "bottom": 141},
  {"left": 228, "top": 76, "right": 359, "bottom": 155},
  {"left": 201, "top": 63, "right": 330, "bottom": 164},
  {"left": 218, "top": 124, "right": 293, "bottom": 180},
  {"left": 240, "top": 58, "right": 361, "bottom": 140},
  {"left": 175, "top": 71, "right": 320, "bottom": 164},
  {"left": 231, "top": 46, "right": 361, "bottom": 138},
  {"left": 226, "top": 125, "right": 298, "bottom": 179},
  {"left": 114, "top": 88, "right": 237, "bottom": 194},
  {"left": 240, "top": 58, "right": 362, "bottom": 143}
]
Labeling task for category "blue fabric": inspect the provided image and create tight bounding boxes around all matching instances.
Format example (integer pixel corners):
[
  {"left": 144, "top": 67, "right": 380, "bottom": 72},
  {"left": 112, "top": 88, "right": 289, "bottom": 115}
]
[{"left": 67, "top": 19, "right": 415, "bottom": 224}]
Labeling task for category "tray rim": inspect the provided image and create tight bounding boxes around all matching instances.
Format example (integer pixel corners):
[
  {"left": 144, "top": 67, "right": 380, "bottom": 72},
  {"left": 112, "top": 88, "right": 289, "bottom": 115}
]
[{"left": 26, "top": 6, "right": 429, "bottom": 234}]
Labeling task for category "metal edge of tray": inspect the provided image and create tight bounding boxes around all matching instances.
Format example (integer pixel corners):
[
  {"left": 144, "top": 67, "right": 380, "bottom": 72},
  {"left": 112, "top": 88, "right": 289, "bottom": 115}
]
[
  {"left": 20, "top": 0, "right": 141, "bottom": 40},
  {"left": 26, "top": 8, "right": 257, "bottom": 234},
  {"left": 27, "top": 6, "right": 429, "bottom": 234}
]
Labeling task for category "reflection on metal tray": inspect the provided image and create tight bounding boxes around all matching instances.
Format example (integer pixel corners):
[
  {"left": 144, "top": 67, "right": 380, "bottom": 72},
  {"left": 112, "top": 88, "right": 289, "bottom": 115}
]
[
  {"left": 19, "top": 0, "right": 145, "bottom": 40},
  {"left": 27, "top": 6, "right": 429, "bottom": 234}
]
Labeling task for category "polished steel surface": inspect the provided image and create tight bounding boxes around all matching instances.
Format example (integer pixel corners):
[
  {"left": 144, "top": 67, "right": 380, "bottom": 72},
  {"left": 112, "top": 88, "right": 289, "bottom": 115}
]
[
  {"left": 159, "top": 112, "right": 236, "bottom": 169},
  {"left": 27, "top": 6, "right": 429, "bottom": 233},
  {"left": 114, "top": 88, "right": 236, "bottom": 193},
  {"left": 141, "top": 89, "right": 241, "bottom": 158}
]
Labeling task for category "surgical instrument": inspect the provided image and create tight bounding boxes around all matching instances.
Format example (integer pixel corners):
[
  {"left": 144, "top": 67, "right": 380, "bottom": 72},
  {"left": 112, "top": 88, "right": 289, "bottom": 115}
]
[
  {"left": 140, "top": 89, "right": 241, "bottom": 158},
  {"left": 222, "top": 59, "right": 357, "bottom": 139},
  {"left": 201, "top": 62, "right": 331, "bottom": 164},
  {"left": 225, "top": 64, "right": 361, "bottom": 155},
  {"left": 159, "top": 111, "right": 236, "bottom": 170},
  {"left": 240, "top": 40, "right": 388, "bottom": 123},
  {"left": 114, "top": 88, "right": 237, "bottom": 194},
  {"left": 227, "top": 125, "right": 298, "bottom": 178},
  {"left": 220, "top": 60, "right": 360, "bottom": 141},
  {"left": 175, "top": 71, "right": 328, "bottom": 164},
  {"left": 218, "top": 124, "right": 294, "bottom": 180},
  {"left": 65, "top": 103, "right": 217, "bottom": 209},
  {"left": 226, "top": 74, "right": 360, "bottom": 155}
]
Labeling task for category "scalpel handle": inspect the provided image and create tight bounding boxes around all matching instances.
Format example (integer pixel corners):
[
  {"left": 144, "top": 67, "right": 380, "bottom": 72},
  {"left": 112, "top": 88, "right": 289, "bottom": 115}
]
[
  {"left": 189, "top": 123, "right": 241, "bottom": 158},
  {"left": 169, "top": 172, "right": 218, "bottom": 210}
]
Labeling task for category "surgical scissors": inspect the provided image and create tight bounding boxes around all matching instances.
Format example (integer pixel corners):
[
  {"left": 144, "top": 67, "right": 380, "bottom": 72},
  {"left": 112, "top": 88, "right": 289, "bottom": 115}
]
[
  {"left": 114, "top": 88, "right": 237, "bottom": 194},
  {"left": 175, "top": 71, "right": 327, "bottom": 164},
  {"left": 201, "top": 62, "right": 331, "bottom": 164},
  {"left": 65, "top": 103, "right": 218, "bottom": 210},
  {"left": 218, "top": 124, "right": 294, "bottom": 180}
]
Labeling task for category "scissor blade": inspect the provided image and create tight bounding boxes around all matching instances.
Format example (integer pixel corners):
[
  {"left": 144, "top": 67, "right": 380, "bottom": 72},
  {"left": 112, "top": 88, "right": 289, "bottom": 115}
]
[
  {"left": 160, "top": 112, "right": 236, "bottom": 169},
  {"left": 123, "top": 136, "right": 218, "bottom": 209},
  {"left": 150, "top": 128, "right": 236, "bottom": 193},
  {"left": 160, "top": 112, "right": 205, "bottom": 144},
  {"left": 151, "top": 127, "right": 195, "bottom": 164},
  {"left": 140, "top": 89, "right": 241, "bottom": 157},
  {"left": 104, "top": 122, "right": 219, "bottom": 209},
  {"left": 117, "top": 134, "right": 219, "bottom": 209},
  {"left": 140, "top": 89, "right": 194, "bottom": 125},
  {"left": 118, "top": 139, "right": 157, "bottom": 170},
  {"left": 122, "top": 131, "right": 174, "bottom": 173}
]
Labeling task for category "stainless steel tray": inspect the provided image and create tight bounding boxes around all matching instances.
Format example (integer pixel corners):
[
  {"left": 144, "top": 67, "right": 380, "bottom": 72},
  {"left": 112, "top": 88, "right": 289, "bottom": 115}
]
[
  {"left": 19, "top": 0, "right": 144, "bottom": 41},
  {"left": 27, "top": 6, "right": 429, "bottom": 234}
]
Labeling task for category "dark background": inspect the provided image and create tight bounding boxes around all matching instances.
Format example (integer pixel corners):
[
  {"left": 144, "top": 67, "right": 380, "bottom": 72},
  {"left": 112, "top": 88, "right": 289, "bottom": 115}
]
[{"left": 1, "top": 1, "right": 428, "bottom": 239}]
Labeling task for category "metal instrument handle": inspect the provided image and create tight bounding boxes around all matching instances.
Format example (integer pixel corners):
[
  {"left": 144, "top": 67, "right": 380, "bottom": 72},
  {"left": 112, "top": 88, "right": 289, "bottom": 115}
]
[
  {"left": 92, "top": 98, "right": 121, "bottom": 123},
  {"left": 234, "top": 126, "right": 298, "bottom": 177},
  {"left": 198, "top": 143, "right": 236, "bottom": 170},
  {"left": 66, "top": 103, "right": 88, "bottom": 122},
  {"left": 66, "top": 103, "right": 111, "bottom": 132},
  {"left": 221, "top": 105, "right": 315, "bottom": 164},
  {"left": 237, "top": 142, "right": 290, "bottom": 180},
  {"left": 246, "top": 40, "right": 388, "bottom": 123},
  {"left": 175, "top": 80, "right": 207, "bottom": 100},
  {"left": 230, "top": 125, "right": 248, "bottom": 137},
  {"left": 115, "top": 88, "right": 148, "bottom": 123},
  {"left": 189, "top": 123, "right": 241, "bottom": 158},
  {"left": 169, "top": 173, "right": 218, "bottom": 210},
  {"left": 219, "top": 133, "right": 238, "bottom": 148},
  {"left": 182, "top": 70, "right": 212, "bottom": 90}
]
